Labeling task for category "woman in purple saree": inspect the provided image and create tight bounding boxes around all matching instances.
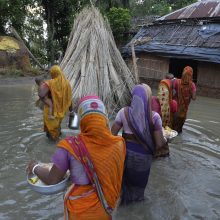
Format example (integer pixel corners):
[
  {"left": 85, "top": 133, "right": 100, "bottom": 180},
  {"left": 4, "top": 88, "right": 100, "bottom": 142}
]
[{"left": 111, "top": 84, "right": 167, "bottom": 205}]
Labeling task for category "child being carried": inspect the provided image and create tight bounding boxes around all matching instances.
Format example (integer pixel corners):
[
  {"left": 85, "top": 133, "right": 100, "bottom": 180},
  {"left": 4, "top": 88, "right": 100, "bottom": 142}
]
[{"left": 35, "top": 77, "right": 55, "bottom": 120}]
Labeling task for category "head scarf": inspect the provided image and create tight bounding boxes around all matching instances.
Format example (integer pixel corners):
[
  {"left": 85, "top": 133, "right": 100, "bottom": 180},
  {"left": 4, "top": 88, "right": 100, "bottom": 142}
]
[
  {"left": 157, "top": 79, "right": 172, "bottom": 127},
  {"left": 78, "top": 95, "right": 107, "bottom": 120},
  {"left": 77, "top": 95, "right": 125, "bottom": 209},
  {"left": 128, "top": 84, "right": 154, "bottom": 152},
  {"left": 182, "top": 66, "right": 193, "bottom": 85},
  {"left": 58, "top": 96, "right": 126, "bottom": 215},
  {"left": 46, "top": 65, "right": 72, "bottom": 118},
  {"left": 177, "top": 66, "right": 193, "bottom": 117}
]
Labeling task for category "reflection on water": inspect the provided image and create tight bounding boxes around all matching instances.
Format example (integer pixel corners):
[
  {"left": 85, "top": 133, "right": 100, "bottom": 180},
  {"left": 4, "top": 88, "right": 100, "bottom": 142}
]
[{"left": 0, "top": 85, "right": 219, "bottom": 220}]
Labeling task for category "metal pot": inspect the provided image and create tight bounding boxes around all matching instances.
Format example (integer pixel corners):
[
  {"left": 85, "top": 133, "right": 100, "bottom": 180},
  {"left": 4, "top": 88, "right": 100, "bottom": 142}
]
[{"left": 68, "top": 112, "right": 79, "bottom": 130}]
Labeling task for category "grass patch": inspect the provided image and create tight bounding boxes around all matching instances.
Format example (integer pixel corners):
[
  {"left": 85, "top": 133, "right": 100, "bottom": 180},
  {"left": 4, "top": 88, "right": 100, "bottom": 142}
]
[{"left": 0, "top": 67, "right": 43, "bottom": 77}]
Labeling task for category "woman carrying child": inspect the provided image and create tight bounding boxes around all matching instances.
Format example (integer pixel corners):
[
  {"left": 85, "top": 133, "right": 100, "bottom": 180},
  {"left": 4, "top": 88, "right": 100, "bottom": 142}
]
[{"left": 37, "top": 65, "right": 72, "bottom": 140}]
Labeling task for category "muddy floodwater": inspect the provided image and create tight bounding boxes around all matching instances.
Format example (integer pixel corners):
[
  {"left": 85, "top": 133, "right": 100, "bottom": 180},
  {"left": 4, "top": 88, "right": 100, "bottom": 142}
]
[{"left": 0, "top": 83, "right": 219, "bottom": 220}]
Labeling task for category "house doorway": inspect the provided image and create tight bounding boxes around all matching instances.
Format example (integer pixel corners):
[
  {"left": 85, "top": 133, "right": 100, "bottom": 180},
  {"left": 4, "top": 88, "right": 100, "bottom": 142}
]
[{"left": 169, "top": 58, "right": 197, "bottom": 83}]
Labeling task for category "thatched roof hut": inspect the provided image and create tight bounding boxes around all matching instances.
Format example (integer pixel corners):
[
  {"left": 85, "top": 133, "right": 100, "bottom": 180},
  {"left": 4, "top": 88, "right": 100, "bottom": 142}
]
[{"left": 0, "top": 36, "right": 31, "bottom": 72}]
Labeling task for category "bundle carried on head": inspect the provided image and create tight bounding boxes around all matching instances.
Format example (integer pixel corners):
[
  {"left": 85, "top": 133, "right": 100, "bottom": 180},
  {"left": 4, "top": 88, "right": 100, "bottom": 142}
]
[{"left": 60, "top": 6, "right": 136, "bottom": 116}]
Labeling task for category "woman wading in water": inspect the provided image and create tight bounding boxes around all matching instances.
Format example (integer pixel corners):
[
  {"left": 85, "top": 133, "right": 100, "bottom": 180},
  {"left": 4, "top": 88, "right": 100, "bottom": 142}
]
[
  {"left": 27, "top": 96, "right": 126, "bottom": 219},
  {"left": 111, "top": 84, "right": 167, "bottom": 204}
]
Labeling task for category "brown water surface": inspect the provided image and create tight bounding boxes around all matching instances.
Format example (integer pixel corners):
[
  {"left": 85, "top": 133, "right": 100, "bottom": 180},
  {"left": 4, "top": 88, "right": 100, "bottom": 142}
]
[{"left": 0, "top": 85, "right": 219, "bottom": 220}]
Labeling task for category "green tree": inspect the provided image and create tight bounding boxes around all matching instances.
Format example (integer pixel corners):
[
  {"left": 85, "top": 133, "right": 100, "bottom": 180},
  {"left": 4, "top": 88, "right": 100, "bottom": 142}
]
[
  {"left": 0, "top": 0, "right": 31, "bottom": 35},
  {"left": 107, "top": 7, "right": 131, "bottom": 42},
  {"left": 24, "top": 4, "right": 47, "bottom": 65},
  {"left": 40, "top": 0, "right": 84, "bottom": 65}
]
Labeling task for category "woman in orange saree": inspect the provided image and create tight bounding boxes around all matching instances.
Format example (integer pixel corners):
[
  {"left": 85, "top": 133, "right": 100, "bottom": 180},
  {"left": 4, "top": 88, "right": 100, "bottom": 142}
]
[
  {"left": 38, "top": 65, "right": 72, "bottom": 140},
  {"left": 173, "top": 66, "right": 196, "bottom": 133},
  {"left": 26, "top": 96, "right": 126, "bottom": 220}
]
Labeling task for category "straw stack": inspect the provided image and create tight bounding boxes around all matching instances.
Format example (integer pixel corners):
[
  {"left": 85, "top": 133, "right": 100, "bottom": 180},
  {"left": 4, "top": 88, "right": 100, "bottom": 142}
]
[{"left": 60, "top": 6, "right": 136, "bottom": 115}]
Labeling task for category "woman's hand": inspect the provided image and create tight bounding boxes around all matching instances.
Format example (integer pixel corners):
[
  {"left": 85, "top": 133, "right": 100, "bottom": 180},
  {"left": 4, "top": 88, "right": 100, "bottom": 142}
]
[
  {"left": 26, "top": 160, "right": 38, "bottom": 175},
  {"left": 153, "top": 129, "right": 167, "bottom": 149},
  {"left": 162, "top": 127, "right": 170, "bottom": 140}
]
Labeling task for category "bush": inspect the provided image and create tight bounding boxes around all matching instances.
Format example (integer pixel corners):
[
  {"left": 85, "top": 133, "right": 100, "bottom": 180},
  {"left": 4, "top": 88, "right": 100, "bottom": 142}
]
[
  {"left": 107, "top": 7, "right": 131, "bottom": 41},
  {"left": 0, "top": 66, "right": 42, "bottom": 77}
]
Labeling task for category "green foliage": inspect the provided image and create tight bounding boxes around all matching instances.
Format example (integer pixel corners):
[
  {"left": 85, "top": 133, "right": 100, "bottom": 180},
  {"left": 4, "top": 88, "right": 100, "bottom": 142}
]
[
  {"left": 0, "top": 0, "right": 32, "bottom": 35},
  {"left": 107, "top": 7, "right": 131, "bottom": 40},
  {"left": 0, "top": 0, "right": 199, "bottom": 68},
  {"left": 24, "top": 3, "right": 47, "bottom": 65},
  {"left": 0, "top": 67, "right": 24, "bottom": 76}
]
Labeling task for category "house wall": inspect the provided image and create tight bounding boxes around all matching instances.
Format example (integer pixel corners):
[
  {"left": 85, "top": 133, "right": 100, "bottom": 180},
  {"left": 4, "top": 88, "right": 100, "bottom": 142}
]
[
  {"left": 125, "top": 53, "right": 220, "bottom": 98},
  {"left": 126, "top": 53, "right": 169, "bottom": 88},
  {"left": 197, "top": 62, "right": 220, "bottom": 98}
]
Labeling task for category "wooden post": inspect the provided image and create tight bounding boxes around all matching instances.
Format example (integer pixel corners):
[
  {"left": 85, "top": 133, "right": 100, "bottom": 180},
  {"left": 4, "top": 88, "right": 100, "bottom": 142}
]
[
  {"left": 10, "top": 27, "right": 45, "bottom": 70},
  {"left": 131, "top": 40, "right": 139, "bottom": 83}
]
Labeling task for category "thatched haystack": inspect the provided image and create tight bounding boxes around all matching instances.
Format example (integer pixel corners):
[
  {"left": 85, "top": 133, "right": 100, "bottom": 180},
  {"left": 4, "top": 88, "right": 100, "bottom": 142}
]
[
  {"left": 0, "top": 36, "right": 31, "bottom": 72},
  {"left": 60, "top": 6, "right": 136, "bottom": 115}
]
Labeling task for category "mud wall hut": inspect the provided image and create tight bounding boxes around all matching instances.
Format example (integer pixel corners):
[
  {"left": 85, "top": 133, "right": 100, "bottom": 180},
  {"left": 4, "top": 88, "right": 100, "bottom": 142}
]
[
  {"left": 123, "top": 0, "right": 220, "bottom": 98},
  {"left": 0, "top": 36, "right": 31, "bottom": 72}
]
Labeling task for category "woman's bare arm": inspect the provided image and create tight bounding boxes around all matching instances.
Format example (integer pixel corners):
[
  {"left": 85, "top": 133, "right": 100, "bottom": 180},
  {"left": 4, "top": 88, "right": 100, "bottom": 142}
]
[
  {"left": 111, "top": 122, "right": 122, "bottom": 136},
  {"left": 27, "top": 160, "right": 66, "bottom": 185},
  {"left": 192, "top": 91, "right": 196, "bottom": 100},
  {"left": 153, "top": 129, "right": 167, "bottom": 149}
]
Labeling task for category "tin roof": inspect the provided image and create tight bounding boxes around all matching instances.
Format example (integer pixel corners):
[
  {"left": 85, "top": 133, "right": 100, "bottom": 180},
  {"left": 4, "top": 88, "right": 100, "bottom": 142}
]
[
  {"left": 158, "top": 0, "right": 220, "bottom": 21},
  {"left": 122, "top": 22, "right": 220, "bottom": 63}
]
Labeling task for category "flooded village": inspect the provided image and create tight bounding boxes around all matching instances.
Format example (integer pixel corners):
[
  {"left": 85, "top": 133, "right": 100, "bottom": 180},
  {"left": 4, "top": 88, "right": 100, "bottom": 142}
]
[{"left": 0, "top": 1, "right": 219, "bottom": 219}]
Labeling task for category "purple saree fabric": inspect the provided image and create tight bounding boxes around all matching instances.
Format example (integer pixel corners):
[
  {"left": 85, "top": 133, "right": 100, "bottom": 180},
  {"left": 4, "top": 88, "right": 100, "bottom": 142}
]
[
  {"left": 120, "top": 141, "right": 153, "bottom": 205},
  {"left": 115, "top": 108, "right": 163, "bottom": 133},
  {"left": 128, "top": 85, "right": 155, "bottom": 152},
  {"left": 51, "top": 148, "right": 90, "bottom": 185}
]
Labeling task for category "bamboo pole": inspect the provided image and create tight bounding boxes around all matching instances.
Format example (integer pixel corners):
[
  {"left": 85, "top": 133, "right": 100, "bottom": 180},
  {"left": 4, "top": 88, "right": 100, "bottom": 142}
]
[
  {"left": 10, "top": 27, "right": 45, "bottom": 70},
  {"left": 131, "top": 40, "right": 139, "bottom": 83}
]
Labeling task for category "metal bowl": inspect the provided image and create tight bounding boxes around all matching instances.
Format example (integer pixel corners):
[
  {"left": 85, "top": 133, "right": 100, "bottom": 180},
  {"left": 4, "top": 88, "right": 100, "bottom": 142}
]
[
  {"left": 27, "top": 164, "right": 70, "bottom": 195},
  {"left": 163, "top": 128, "right": 178, "bottom": 141}
]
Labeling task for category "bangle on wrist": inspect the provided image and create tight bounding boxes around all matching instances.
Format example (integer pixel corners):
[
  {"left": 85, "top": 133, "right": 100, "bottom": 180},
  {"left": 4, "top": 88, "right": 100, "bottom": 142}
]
[{"left": 32, "top": 164, "right": 40, "bottom": 175}]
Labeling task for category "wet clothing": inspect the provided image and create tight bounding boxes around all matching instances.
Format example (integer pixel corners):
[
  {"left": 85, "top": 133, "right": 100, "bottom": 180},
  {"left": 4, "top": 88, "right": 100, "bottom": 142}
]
[
  {"left": 156, "top": 79, "right": 178, "bottom": 128},
  {"left": 43, "top": 65, "right": 72, "bottom": 140},
  {"left": 120, "top": 141, "right": 152, "bottom": 204},
  {"left": 151, "top": 79, "right": 178, "bottom": 157},
  {"left": 152, "top": 96, "right": 177, "bottom": 120},
  {"left": 114, "top": 84, "right": 160, "bottom": 205},
  {"left": 53, "top": 96, "right": 126, "bottom": 219},
  {"left": 173, "top": 66, "right": 196, "bottom": 132}
]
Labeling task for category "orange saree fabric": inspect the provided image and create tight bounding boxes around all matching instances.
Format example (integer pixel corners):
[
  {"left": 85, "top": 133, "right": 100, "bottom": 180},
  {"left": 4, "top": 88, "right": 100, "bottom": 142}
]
[
  {"left": 173, "top": 66, "right": 193, "bottom": 132},
  {"left": 176, "top": 66, "right": 193, "bottom": 119},
  {"left": 58, "top": 114, "right": 126, "bottom": 219}
]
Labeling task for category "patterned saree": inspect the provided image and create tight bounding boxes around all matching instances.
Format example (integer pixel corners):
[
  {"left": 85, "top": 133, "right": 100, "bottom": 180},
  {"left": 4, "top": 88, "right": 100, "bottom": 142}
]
[
  {"left": 58, "top": 114, "right": 126, "bottom": 219},
  {"left": 157, "top": 79, "right": 173, "bottom": 128}
]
